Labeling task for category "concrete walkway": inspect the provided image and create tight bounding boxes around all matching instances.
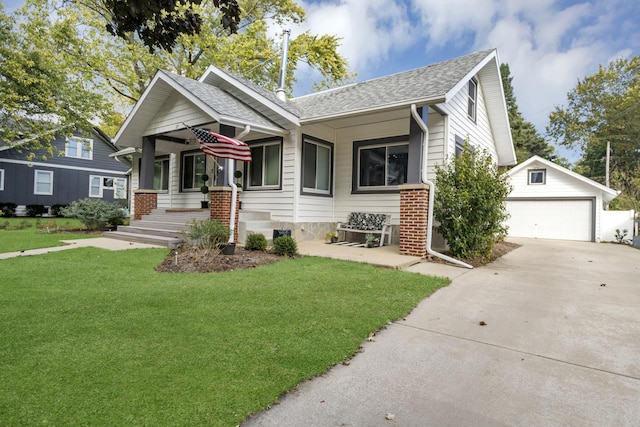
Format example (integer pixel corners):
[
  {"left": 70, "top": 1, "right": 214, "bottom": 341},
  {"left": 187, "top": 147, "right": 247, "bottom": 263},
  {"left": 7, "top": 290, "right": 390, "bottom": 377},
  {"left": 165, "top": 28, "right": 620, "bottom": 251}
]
[
  {"left": 244, "top": 238, "right": 640, "bottom": 426},
  {"left": 0, "top": 237, "right": 163, "bottom": 260}
]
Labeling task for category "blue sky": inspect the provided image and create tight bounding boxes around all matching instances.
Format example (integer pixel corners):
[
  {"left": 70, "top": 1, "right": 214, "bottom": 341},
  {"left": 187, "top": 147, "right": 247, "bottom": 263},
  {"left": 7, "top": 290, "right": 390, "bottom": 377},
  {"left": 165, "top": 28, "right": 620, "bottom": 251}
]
[
  {"left": 290, "top": 0, "right": 640, "bottom": 162},
  {"left": 4, "top": 0, "right": 639, "bottom": 162}
]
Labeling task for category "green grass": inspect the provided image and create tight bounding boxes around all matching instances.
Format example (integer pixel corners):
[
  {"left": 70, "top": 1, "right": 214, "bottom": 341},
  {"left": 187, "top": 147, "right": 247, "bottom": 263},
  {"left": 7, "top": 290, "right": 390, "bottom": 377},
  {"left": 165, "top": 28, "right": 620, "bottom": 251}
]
[
  {"left": 0, "top": 217, "right": 98, "bottom": 253},
  {"left": 0, "top": 248, "right": 449, "bottom": 426}
]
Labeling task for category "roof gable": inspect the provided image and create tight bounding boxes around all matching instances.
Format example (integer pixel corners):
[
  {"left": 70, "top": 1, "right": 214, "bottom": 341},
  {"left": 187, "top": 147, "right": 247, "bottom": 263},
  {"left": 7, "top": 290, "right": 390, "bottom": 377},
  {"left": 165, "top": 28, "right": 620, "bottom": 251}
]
[{"left": 509, "top": 155, "right": 619, "bottom": 202}]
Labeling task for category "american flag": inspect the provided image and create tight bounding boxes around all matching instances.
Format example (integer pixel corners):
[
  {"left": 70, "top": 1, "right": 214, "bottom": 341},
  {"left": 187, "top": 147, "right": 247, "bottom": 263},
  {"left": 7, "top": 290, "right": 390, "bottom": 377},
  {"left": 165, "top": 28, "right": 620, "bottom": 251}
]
[{"left": 185, "top": 124, "right": 252, "bottom": 162}]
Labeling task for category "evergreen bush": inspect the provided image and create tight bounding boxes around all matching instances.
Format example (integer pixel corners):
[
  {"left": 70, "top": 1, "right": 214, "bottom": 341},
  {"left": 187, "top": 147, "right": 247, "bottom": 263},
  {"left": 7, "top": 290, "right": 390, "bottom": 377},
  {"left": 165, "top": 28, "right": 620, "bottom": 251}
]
[
  {"left": 434, "top": 146, "right": 512, "bottom": 260},
  {"left": 245, "top": 233, "right": 267, "bottom": 251},
  {"left": 273, "top": 236, "right": 297, "bottom": 257},
  {"left": 60, "top": 198, "right": 124, "bottom": 231}
]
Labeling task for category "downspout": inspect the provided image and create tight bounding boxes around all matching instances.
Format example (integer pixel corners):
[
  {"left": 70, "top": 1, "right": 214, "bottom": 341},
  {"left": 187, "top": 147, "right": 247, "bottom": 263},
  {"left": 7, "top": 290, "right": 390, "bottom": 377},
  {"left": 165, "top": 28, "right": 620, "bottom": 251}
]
[
  {"left": 410, "top": 104, "right": 473, "bottom": 269},
  {"left": 227, "top": 125, "right": 251, "bottom": 244}
]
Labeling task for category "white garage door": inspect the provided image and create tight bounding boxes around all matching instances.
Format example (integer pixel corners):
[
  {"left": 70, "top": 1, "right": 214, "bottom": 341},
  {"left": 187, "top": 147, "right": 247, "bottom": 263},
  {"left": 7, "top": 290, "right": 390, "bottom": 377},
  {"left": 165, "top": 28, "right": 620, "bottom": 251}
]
[{"left": 505, "top": 199, "right": 593, "bottom": 241}]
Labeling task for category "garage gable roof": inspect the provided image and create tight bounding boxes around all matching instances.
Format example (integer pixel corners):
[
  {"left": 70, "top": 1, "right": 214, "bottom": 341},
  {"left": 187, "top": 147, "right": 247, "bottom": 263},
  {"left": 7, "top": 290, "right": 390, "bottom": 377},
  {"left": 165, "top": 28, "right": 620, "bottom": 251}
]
[{"left": 509, "top": 155, "right": 620, "bottom": 202}]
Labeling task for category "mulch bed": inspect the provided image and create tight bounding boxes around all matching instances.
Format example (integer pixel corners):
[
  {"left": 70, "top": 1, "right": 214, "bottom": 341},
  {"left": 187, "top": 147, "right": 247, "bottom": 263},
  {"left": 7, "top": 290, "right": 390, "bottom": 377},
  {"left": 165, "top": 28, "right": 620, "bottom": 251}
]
[
  {"left": 155, "top": 245, "right": 285, "bottom": 273},
  {"left": 427, "top": 240, "right": 521, "bottom": 267}
]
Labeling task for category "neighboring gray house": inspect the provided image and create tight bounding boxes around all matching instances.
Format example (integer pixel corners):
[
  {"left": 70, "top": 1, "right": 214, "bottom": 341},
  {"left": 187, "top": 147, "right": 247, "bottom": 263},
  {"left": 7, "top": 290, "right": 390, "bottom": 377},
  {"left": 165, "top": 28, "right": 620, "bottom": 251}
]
[
  {"left": 110, "top": 49, "right": 516, "bottom": 256},
  {"left": 0, "top": 128, "right": 130, "bottom": 213}
]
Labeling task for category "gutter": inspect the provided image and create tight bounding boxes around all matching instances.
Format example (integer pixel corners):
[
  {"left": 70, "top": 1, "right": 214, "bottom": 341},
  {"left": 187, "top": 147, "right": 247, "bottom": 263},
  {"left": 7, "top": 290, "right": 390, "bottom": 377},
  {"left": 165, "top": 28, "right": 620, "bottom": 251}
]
[{"left": 410, "top": 104, "right": 473, "bottom": 269}]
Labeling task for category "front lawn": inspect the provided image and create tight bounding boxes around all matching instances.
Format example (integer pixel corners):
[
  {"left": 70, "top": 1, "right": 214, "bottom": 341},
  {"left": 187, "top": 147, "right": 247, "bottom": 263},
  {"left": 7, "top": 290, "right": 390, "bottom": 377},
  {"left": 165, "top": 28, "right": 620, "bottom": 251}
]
[
  {"left": 0, "top": 248, "right": 449, "bottom": 426},
  {"left": 0, "top": 217, "right": 98, "bottom": 253}
]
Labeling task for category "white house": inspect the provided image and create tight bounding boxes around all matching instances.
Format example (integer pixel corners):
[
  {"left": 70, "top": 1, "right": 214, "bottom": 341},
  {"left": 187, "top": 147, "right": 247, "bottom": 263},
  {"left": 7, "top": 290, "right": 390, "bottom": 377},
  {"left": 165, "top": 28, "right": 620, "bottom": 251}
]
[
  {"left": 506, "top": 155, "right": 620, "bottom": 242},
  {"left": 108, "top": 49, "right": 516, "bottom": 256}
]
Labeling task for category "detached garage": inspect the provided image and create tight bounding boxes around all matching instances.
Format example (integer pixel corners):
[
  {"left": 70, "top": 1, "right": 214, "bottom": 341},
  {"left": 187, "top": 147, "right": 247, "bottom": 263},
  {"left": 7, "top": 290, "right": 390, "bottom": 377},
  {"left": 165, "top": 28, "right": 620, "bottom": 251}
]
[{"left": 506, "top": 156, "right": 619, "bottom": 242}]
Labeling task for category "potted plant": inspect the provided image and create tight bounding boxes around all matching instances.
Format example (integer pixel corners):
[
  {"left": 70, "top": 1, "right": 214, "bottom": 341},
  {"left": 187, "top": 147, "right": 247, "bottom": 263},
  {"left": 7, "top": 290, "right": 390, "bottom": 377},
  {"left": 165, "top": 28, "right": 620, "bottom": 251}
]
[
  {"left": 234, "top": 170, "right": 243, "bottom": 188},
  {"left": 325, "top": 231, "right": 339, "bottom": 244},
  {"left": 200, "top": 174, "right": 210, "bottom": 209},
  {"left": 365, "top": 233, "right": 380, "bottom": 248}
]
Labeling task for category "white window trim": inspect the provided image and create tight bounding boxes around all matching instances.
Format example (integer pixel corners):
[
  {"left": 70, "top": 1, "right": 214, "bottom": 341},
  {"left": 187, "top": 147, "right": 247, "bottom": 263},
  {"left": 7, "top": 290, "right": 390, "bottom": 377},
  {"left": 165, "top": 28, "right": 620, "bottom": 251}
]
[
  {"left": 65, "top": 136, "right": 94, "bottom": 160},
  {"left": 302, "top": 136, "right": 333, "bottom": 196},
  {"left": 528, "top": 169, "right": 546, "bottom": 185},
  {"left": 467, "top": 78, "right": 478, "bottom": 121},
  {"left": 0, "top": 169, "right": 4, "bottom": 191},
  {"left": 247, "top": 140, "right": 282, "bottom": 190},
  {"left": 34, "top": 170, "right": 54, "bottom": 195},
  {"left": 90, "top": 175, "right": 128, "bottom": 198},
  {"left": 356, "top": 141, "right": 409, "bottom": 191}
]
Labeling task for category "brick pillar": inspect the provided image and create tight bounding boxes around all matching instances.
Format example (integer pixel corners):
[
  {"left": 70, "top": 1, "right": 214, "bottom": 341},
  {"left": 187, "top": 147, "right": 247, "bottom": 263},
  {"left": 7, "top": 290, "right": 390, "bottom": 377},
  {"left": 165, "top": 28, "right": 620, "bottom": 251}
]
[
  {"left": 209, "top": 186, "right": 240, "bottom": 243},
  {"left": 399, "top": 183, "right": 430, "bottom": 256},
  {"left": 133, "top": 190, "right": 158, "bottom": 220}
]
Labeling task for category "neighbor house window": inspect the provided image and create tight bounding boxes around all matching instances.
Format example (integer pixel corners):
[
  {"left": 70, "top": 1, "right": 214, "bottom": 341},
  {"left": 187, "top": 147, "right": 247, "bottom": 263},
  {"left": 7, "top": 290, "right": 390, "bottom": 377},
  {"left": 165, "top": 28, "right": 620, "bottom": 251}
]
[
  {"left": 154, "top": 157, "right": 170, "bottom": 191},
  {"left": 34, "top": 170, "right": 53, "bottom": 195},
  {"left": 302, "top": 135, "right": 332, "bottom": 195},
  {"left": 90, "top": 175, "right": 127, "bottom": 198},
  {"left": 353, "top": 136, "right": 408, "bottom": 192},
  {"left": 455, "top": 135, "right": 467, "bottom": 157},
  {"left": 468, "top": 78, "right": 477, "bottom": 121},
  {"left": 65, "top": 136, "right": 93, "bottom": 160},
  {"left": 528, "top": 169, "right": 546, "bottom": 185},
  {"left": 247, "top": 139, "right": 282, "bottom": 189},
  {"left": 181, "top": 151, "right": 206, "bottom": 191},
  {"left": 0, "top": 169, "right": 4, "bottom": 191}
]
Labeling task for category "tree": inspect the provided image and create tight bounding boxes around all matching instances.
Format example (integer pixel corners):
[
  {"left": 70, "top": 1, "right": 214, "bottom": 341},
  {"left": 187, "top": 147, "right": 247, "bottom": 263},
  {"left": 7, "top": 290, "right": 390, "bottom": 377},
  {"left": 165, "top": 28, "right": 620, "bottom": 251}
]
[
  {"left": 434, "top": 146, "right": 512, "bottom": 261},
  {"left": 99, "top": 0, "right": 241, "bottom": 53},
  {"left": 0, "top": 3, "right": 112, "bottom": 156},
  {"left": 500, "top": 63, "right": 556, "bottom": 163},
  {"left": 547, "top": 56, "right": 640, "bottom": 210}
]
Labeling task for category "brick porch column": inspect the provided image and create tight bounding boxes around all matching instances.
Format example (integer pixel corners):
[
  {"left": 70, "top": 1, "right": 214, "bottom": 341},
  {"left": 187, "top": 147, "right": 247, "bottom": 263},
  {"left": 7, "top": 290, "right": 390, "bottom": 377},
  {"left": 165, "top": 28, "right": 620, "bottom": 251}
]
[
  {"left": 133, "top": 190, "right": 158, "bottom": 220},
  {"left": 209, "top": 186, "right": 240, "bottom": 243},
  {"left": 399, "top": 183, "right": 430, "bottom": 256}
]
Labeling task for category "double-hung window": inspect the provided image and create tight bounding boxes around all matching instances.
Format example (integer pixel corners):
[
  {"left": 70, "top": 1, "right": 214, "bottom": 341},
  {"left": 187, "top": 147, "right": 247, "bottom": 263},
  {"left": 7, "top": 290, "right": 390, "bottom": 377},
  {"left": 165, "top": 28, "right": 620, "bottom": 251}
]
[
  {"left": 247, "top": 139, "right": 282, "bottom": 189},
  {"left": 354, "top": 136, "right": 408, "bottom": 191},
  {"left": 154, "top": 157, "right": 170, "bottom": 191},
  {"left": 90, "top": 175, "right": 127, "bottom": 198},
  {"left": 302, "top": 136, "right": 332, "bottom": 195},
  {"left": 181, "top": 151, "right": 206, "bottom": 191},
  {"left": 0, "top": 169, "right": 4, "bottom": 191},
  {"left": 34, "top": 170, "right": 53, "bottom": 195},
  {"left": 65, "top": 137, "right": 93, "bottom": 160},
  {"left": 467, "top": 78, "right": 477, "bottom": 121}
]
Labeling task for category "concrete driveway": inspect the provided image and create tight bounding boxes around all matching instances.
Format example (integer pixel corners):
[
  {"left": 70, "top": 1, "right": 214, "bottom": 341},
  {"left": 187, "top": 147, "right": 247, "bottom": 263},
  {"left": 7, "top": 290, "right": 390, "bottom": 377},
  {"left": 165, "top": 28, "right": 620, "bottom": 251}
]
[{"left": 243, "top": 238, "right": 640, "bottom": 426}]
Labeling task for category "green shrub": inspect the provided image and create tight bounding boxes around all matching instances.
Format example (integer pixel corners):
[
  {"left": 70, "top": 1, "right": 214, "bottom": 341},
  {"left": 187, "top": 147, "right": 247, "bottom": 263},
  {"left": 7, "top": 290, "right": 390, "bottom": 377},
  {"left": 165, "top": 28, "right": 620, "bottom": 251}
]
[
  {"left": 0, "top": 202, "right": 17, "bottom": 217},
  {"left": 273, "top": 236, "right": 297, "bottom": 257},
  {"left": 183, "top": 219, "right": 230, "bottom": 251},
  {"left": 245, "top": 233, "right": 267, "bottom": 251},
  {"left": 51, "top": 204, "right": 68, "bottom": 217},
  {"left": 434, "top": 146, "right": 512, "bottom": 260},
  {"left": 60, "top": 198, "right": 124, "bottom": 231},
  {"left": 26, "top": 204, "right": 46, "bottom": 217}
]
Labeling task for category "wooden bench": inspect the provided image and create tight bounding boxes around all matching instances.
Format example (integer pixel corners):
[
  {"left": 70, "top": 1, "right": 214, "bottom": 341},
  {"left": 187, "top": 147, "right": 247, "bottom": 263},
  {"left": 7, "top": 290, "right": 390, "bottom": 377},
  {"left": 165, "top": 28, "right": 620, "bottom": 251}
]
[{"left": 336, "top": 212, "right": 392, "bottom": 247}]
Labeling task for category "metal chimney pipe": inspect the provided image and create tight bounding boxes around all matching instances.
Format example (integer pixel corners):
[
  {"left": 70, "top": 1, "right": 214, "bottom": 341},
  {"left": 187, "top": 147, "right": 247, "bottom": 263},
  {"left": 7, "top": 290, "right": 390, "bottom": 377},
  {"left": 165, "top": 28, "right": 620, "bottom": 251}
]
[{"left": 275, "top": 29, "right": 290, "bottom": 102}]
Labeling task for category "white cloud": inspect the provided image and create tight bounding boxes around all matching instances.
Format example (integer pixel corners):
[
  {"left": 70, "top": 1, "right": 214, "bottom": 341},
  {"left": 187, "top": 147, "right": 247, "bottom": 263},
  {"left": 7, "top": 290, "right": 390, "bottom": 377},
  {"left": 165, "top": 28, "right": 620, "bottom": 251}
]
[{"left": 296, "top": 0, "right": 639, "bottom": 162}]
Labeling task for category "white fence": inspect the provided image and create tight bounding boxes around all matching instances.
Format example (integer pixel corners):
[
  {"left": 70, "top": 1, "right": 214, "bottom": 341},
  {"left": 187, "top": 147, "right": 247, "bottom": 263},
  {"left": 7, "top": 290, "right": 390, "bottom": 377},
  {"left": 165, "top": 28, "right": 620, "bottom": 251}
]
[{"left": 600, "top": 209, "right": 636, "bottom": 242}]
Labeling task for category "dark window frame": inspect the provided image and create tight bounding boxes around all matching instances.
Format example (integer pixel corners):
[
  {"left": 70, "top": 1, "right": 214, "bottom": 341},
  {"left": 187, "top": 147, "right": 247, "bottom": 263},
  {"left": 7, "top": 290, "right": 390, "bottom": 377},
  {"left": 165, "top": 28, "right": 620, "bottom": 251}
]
[
  {"left": 352, "top": 135, "right": 409, "bottom": 194},
  {"left": 180, "top": 149, "right": 207, "bottom": 192},
  {"left": 244, "top": 137, "right": 283, "bottom": 191},
  {"left": 301, "top": 134, "right": 333, "bottom": 197},
  {"left": 467, "top": 78, "right": 478, "bottom": 122},
  {"left": 528, "top": 168, "right": 546, "bottom": 185}
]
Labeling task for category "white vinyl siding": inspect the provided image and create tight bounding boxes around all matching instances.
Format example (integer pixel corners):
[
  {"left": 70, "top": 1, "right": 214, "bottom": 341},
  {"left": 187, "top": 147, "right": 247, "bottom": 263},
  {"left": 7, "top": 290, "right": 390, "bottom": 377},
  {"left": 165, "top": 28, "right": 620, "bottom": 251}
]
[
  {"left": 65, "top": 137, "right": 93, "bottom": 160},
  {"left": 34, "top": 170, "right": 53, "bottom": 195}
]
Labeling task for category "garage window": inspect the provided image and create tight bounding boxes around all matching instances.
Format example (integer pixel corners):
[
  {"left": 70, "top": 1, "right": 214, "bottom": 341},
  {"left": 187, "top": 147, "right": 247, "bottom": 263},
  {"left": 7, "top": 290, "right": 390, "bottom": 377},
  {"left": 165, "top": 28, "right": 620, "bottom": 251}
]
[{"left": 528, "top": 169, "right": 546, "bottom": 185}]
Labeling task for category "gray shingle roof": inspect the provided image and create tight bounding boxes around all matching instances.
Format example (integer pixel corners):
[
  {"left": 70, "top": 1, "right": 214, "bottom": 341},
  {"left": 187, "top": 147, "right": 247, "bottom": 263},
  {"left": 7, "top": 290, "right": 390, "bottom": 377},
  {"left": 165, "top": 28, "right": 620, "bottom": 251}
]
[
  {"left": 159, "top": 70, "right": 283, "bottom": 129},
  {"left": 291, "top": 49, "right": 495, "bottom": 121}
]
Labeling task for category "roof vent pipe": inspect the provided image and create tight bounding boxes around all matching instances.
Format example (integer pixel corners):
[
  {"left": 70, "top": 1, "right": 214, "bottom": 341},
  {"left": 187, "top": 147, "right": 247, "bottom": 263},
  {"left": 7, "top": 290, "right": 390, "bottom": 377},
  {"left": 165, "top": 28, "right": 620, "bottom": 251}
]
[{"left": 275, "top": 29, "right": 290, "bottom": 102}]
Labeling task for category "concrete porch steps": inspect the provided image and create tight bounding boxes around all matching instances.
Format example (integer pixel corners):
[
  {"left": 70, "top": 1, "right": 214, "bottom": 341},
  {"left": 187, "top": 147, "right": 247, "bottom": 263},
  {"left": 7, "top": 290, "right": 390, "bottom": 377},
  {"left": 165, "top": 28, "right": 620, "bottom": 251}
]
[
  {"left": 103, "top": 208, "right": 209, "bottom": 248},
  {"left": 238, "top": 210, "right": 281, "bottom": 245}
]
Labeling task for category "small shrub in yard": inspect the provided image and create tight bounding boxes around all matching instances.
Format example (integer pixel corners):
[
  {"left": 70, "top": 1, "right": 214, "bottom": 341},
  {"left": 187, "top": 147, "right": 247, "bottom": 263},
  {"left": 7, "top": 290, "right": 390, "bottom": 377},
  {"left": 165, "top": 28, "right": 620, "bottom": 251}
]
[
  {"left": 51, "top": 204, "right": 68, "bottom": 217},
  {"left": 183, "top": 219, "right": 230, "bottom": 251},
  {"left": 0, "top": 202, "right": 17, "bottom": 217},
  {"left": 26, "top": 204, "right": 46, "bottom": 217},
  {"left": 273, "top": 235, "right": 297, "bottom": 257},
  {"left": 245, "top": 233, "right": 268, "bottom": 251},
  {"left": 61, "top": 198, "right": 124, "bottom": 231}
]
